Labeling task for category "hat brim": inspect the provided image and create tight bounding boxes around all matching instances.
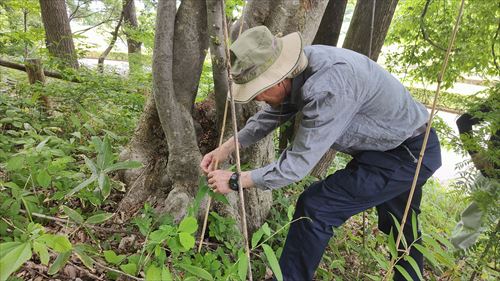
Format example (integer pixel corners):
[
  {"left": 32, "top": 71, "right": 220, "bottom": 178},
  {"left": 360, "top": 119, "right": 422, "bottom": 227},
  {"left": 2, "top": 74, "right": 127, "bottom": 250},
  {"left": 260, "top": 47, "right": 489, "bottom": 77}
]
[{"left": 231, "top": 32, "right": 303, "bottom": 103}]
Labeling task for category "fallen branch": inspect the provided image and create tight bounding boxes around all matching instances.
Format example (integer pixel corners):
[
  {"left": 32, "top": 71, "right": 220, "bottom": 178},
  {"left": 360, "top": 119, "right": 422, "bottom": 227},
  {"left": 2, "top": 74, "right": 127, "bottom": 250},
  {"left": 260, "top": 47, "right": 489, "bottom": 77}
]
[{"left": 0, "top": 58, "right": 81, "bottom": 83}]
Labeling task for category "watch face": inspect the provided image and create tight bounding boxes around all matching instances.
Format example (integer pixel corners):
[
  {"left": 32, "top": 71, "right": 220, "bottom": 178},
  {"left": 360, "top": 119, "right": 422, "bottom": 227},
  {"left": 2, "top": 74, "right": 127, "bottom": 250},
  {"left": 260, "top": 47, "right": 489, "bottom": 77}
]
[{"left": 229, "top": 173, "right": 239, "bottom": 191}]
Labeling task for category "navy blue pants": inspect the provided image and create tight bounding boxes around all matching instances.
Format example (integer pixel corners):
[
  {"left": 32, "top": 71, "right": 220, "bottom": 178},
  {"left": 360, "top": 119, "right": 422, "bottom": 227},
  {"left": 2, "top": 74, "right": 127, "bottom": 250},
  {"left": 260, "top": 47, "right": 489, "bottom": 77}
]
[{"left": 279, "top": 129, "right": 442, "bottom": 281}]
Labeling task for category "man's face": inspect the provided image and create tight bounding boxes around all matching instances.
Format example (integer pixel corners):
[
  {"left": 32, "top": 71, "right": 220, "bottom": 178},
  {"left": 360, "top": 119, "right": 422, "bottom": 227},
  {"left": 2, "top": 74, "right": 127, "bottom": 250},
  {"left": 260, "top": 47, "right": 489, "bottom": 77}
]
[{"left": 254, "top": 80, "right": 290, "bottom": 108}]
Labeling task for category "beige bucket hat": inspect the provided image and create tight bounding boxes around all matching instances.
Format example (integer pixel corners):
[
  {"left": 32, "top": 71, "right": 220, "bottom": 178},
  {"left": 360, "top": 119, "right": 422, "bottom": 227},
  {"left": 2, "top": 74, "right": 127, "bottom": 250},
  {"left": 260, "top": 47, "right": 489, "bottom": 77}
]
[{"left": 229, "top": 25, "right": 307, "bottom": 103}]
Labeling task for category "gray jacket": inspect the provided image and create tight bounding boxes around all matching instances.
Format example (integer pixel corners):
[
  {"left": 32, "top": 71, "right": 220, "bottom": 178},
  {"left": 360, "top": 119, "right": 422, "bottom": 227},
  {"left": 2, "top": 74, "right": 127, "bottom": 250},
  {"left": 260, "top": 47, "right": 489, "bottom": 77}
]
[{"left": 238, "top": 46, "right": 429, "bottom": 190}]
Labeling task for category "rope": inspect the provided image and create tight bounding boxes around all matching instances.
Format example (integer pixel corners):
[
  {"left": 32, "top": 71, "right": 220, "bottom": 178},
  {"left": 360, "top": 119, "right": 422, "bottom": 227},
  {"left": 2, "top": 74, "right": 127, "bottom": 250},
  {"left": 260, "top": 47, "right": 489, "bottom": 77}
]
[
  {"left": 198, "top": 1, "right": 252, "bottom": 279},
  {"left": 382, "top": 0, "right": 466, "bottom": 279}
]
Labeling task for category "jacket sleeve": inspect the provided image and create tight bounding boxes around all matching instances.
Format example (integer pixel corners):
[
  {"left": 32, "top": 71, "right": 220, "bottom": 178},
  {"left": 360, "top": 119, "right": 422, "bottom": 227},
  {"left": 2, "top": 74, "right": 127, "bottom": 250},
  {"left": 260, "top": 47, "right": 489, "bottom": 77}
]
[
  {"left": 250, "top": 89, "right": 361, "bottom": 190},
  {"left": 237, "top": 102, "right": 298, "bottom": 148}
]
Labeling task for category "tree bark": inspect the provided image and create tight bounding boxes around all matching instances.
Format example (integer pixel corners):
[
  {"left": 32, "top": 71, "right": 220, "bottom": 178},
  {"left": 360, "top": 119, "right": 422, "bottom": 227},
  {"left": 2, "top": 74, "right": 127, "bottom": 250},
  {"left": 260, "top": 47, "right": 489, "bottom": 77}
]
[
  {"left": 123, "top": 0, "right": 142, "bottom": 74},
  {"left": 25, "top": 59, "right": 46, "bottom": 85},
  {"left": 39, "top": 0, "right": 79, "bottom": 69},
  {"left": 343, "top": 0, "right": 399, "bottom": 61},
  {"left": 25, "top": 58, "right": 50, "bottom": 109},
  {"left": 206, "top": 0, "right": 229, "bottom": 130},
  {"left": 117, "top": 0, "right": 209, "bottom": 222},
  {"left": 313, "top": 0, "right": 348, "bottom": 46}
]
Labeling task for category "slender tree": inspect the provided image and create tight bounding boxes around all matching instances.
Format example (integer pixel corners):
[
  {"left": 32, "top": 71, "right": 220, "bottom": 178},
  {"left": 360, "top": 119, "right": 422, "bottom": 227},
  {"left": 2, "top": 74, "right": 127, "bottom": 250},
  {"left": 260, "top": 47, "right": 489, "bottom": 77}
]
[
  {"left": 313, "top": 0, "right": 348, "bottom": 46},
  {"left": 117, "top": 0, "right": 209, "bottom": 222},
  {"left": 343, "top": 0, "right": 399, "bottom": 61},
  {"left": 123, "top": 0, "right": 142, "bottom": 74},
  {"left": 39, "top": 0, "right": 79, "bottom": 68}
]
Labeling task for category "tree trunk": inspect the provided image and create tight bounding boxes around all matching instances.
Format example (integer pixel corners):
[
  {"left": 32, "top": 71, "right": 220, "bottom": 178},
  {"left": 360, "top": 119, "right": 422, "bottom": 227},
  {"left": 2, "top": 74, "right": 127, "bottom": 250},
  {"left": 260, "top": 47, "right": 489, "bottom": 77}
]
[
  {"left": 206, "top": 0, "right": 229, "bottom": 130},
  {"left": 25, "top": 58, "right": 51, "bottom": 109},
  {"left": 25, "top": 59, "right": 46, "bottom": 85},
  {"left": 343, "top": 0, "right": 399, "bottom": 61},
  {"left": 123, "top": 0, "right": 142, "bottom": 74},
  {"left": 39, "top": 0, "right": 79, "bottom": 69},
  {"left": 313, "top": 0, "right": 348, "bottom": 46},
  {"left": 117, "top": 0, "right": 209, "bottom": 222}
]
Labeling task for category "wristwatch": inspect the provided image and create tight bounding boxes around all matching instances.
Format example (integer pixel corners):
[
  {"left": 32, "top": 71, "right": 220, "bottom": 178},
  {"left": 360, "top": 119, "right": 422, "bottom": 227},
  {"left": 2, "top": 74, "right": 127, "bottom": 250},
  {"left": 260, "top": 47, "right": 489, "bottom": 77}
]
[{"left": 228, "top": 172, "right": 240, "bottom": 192}]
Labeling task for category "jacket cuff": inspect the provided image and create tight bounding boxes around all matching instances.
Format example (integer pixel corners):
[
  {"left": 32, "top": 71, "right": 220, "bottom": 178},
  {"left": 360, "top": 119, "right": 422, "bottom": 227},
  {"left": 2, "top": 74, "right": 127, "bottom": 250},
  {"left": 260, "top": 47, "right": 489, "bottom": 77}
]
[{"left": 250, "top": 169, "right": 272, "bottom": 191}]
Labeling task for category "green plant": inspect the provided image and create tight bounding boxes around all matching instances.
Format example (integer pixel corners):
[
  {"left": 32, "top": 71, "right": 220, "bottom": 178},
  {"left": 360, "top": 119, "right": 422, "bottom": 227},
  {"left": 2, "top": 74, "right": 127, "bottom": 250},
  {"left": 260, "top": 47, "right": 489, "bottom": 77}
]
[
  {"left": 0, "top": 222, "right": 72, "bottom": 281},
  {"left": 66, "top": 135, "right": 142, "bottom": 204}
]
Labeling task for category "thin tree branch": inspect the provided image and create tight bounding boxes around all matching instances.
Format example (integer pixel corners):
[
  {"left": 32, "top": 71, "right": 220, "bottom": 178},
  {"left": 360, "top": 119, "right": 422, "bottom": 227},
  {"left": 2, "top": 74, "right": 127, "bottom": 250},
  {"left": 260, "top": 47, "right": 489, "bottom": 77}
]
[
  {"left": 492, "top": 17, "right": 500, "bottom": 71},
  {"left": 69, "top": 0, "right": 82, "bottom": 21},
  {"left": 420, "top": 0, "right": 447, "bottom": 52},
  {"left": 73, "top": 18, "right": 115, "bottom": 35}
]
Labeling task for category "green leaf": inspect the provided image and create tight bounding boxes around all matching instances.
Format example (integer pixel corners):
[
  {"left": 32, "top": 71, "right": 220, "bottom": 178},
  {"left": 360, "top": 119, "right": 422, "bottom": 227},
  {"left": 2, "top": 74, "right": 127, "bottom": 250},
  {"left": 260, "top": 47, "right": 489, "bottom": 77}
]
[
  {"left": 103, "top": 250, "right": 126, "bottom": 265},
  {"left": 179, "top": 232, "right": 195, "bottom": 250},
  {"left": 47, "top": 251, "right": 71, "bottom": 275},
  {"left": 103, "top": 160, "right": 143, "bottom": 173},
  {"left": 0, "top": 242, "right": 22, "bottom": 259},
  {"left": 83, "top": 155, "right": 98, "bottom": 175},
  {"left": 177, "top": 263, "right": 213, "bottom": 281},
  {"left": 364, "top": 273, "right": 382, "bottom": 281},
  {"left": 33, "top": 241, "right": 49, "bottom": 265},
  {"left": 411, "top": 211, "right": 418, "bottom": 242},
  {"left": 36, "top": 137, "right": 50, "bottom": 150},
  {"left": 120, "top": 263, "right": 137, "bottom": 276},
  {"left": 404, "top": 255, "right": 424, "bottom": 281},
  {"left": 261, "top": 223, "right": 271, "bottom": 236},
  {"left": 178, "top": 217, "right": 198, "bottom": 234},
  {"left": 74, "top": 245, "right": 94, "bottom": 269},
  {"left": 413, "top": 244, "right": 438, "bottom": 268},
  {"left": 38, "top": 234, "right": 72, "bottom": 253},
  {"left": 262, "top": 244, "right": 283, "bottom": 281},
  {"left": 389, "top": 213, "right": 407, "bottom": 249},
  {"left": 62, "top": 206, "right": 84, "bottom": 224},
  {"left": 146, "top": 264, "right": 161, "bottom": 281},
  {"left": 210, "top": 191, "right": 229, "bottom": 204},
  {"left": 287, "top": 205, "right": 295, "bottom": 221},
  {"left": 388, "top": 229, "right": 397, "bottom": 259},
  {"left": 237, "top": 250, "right": 248, "bottom": 281},
  {"left": 85, "top": 212, "right": 114, "bottom": 224},
  {"left": 0, "top": 241, "right": 32, "bottom": 281},
  {"left": 146, "top": 264, "right": 172, "bottom": 281},
  {"left": 67, "top": 174, "right": 98, "bottom": 197},
  {"left": 251, "top": 229, "right": 264, "bottom": 249},
  {"left": 98, "top": 173, "right": 111, "bottom": 199},
  {"left": 5, "top": 155, "right": 24, "bottom": 171},
  {"left": 36, "top": 170, "right": 51, "bottom": 188},
  {"left": 394, "top": 265, "right": 413, "bottom": 281},
  {"left": 95, "top": 136, "right": 114, "bottom": 169}
]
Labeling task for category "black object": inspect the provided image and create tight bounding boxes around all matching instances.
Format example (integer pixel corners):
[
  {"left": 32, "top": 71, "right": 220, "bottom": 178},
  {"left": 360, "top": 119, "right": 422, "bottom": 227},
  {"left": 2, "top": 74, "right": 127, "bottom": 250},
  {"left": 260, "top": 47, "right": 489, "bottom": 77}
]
[
  {"left": 456, "top": 100, "right": 499, "bottom": 178},
  {"left": 229, "top": 172, "right": 240, "bottom": 191}
]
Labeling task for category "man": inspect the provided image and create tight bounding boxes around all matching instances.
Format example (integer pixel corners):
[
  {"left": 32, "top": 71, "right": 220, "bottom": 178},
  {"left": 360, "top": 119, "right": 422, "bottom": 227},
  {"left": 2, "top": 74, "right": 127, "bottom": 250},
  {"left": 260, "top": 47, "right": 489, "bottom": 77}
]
[{"left": 200, "top": 26, "right": 442, "bottom": 281}]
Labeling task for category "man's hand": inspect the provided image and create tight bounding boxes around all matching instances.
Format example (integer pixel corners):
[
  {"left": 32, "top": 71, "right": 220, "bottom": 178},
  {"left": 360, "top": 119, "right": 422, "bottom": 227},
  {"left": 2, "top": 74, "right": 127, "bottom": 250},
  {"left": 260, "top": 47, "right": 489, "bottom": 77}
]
[
  {"left": 200, "top": 138, "right": 237, "bottom": 174},
  {"left": 207, "top": 170, "right": 233, "bottom": 194},
  {"left": 200, "top": 147, "right": 230, "bottom": 174}
]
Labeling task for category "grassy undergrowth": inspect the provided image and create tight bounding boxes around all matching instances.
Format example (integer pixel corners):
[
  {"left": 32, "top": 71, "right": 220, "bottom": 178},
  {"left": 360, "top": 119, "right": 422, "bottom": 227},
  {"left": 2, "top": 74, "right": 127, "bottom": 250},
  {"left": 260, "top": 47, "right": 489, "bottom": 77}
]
[{"left": 0, "top": 68, "right": 497, "bottom": 280}]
